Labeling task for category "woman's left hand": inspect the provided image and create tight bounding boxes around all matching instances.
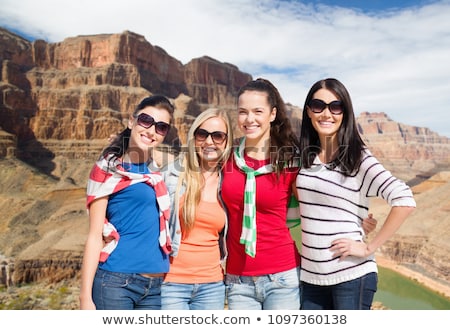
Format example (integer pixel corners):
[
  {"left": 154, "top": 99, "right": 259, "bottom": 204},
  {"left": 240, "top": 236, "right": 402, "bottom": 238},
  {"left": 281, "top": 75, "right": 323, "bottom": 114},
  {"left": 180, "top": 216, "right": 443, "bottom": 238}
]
[
  {"left": 330, "top": 238, "right": 369, "bottom": 260},
  {"left": 362, "top": 213, "right": 377, "bottom": 235}
]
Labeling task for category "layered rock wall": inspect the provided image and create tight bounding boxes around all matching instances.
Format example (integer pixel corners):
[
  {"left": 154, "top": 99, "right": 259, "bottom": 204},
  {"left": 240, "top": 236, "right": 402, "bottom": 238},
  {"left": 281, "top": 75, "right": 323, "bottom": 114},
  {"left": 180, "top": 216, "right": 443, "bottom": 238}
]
[
  {"left": 0, "top": 27, "right": 449, "bottom": 290},
  {"left": 381, "top": 236, "right": 450, "bottom": 282},
  {"left": 1, "top": 29, "right": 252, "bottom": 146}
]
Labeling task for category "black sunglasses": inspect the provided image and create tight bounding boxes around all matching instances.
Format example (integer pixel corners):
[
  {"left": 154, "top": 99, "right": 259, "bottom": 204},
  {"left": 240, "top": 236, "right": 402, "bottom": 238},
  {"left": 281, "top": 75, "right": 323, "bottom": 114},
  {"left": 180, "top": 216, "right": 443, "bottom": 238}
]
[
  {"left": 194, "top": 128, "right": 227, "bottom": 144},
  {"left": 135, "top": 113, "right": 170, "bottom": 136},
  {"left": 308, "top": 99, "right": 344, "bottom": 115}
]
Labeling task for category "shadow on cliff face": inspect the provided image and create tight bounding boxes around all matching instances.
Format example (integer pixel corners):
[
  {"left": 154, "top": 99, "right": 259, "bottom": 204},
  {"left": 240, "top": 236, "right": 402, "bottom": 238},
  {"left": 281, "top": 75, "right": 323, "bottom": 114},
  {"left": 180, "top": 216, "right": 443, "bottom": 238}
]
[
  {"left": 17, "top": 138, "right": 57, "bottom": 179},
  {"left": 0, "top": 59, "right": 58, "bottom": 178},
  {"left": 0, "top": 99, "right": 58, "bottom": 178},
  {"left": 406, "top": 162, "right": 450, "bottom": 188}
]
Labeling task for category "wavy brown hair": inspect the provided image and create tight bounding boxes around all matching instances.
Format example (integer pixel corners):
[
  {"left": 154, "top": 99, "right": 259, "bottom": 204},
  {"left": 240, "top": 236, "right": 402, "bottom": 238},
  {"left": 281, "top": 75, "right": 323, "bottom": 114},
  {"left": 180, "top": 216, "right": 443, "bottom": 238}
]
[{"left": 237, "top": 78, "right": 299, "bottom": 172}]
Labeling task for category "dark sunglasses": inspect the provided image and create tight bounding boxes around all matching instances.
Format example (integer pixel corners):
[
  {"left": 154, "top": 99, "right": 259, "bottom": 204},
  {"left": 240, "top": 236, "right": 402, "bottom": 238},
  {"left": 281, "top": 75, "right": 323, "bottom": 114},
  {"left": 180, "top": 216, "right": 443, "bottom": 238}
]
[
  {"left": 308, "top": 99, "right": 344, "bottom": 115},
  {"left": 135, "top": 113, "right": 170, "bottom": 136},
  {"left": 194, "top": 128, "right": 227, "bottom": 144}
]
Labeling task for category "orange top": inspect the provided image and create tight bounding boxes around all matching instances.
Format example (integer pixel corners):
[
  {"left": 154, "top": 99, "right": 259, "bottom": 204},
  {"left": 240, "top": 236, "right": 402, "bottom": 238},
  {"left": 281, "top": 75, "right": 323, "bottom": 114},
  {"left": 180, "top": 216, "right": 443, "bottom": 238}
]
[{"left": 164, "top": 199, "right": 226, "bottom": 283}]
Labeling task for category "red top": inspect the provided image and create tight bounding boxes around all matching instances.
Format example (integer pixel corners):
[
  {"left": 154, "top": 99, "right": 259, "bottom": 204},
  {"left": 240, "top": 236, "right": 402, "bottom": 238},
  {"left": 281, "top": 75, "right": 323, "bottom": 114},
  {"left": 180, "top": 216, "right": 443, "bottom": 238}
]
[{"left": 221, "top": 154, "right": 300, "bottom": 276}]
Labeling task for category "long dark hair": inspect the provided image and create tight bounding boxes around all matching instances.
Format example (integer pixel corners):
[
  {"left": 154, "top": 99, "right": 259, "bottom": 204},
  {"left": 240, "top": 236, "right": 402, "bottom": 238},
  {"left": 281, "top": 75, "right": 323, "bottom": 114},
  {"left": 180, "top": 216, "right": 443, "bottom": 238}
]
[
  {"left": 237, "top": 78, "right": 299, "bottom": 172},
  {"left": 101, "top": 95, "right": 174, "bottom": 161},
  {"left": 299, "top": 78, "right": 365, "bottom": 175}
]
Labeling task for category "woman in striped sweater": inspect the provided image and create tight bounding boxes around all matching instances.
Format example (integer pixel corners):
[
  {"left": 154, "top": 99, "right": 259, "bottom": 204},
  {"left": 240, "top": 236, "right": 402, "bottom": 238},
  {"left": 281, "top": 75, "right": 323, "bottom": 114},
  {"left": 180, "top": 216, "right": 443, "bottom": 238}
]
[{"left": 297, "top": 78, "right": 416, "bottom": 310}]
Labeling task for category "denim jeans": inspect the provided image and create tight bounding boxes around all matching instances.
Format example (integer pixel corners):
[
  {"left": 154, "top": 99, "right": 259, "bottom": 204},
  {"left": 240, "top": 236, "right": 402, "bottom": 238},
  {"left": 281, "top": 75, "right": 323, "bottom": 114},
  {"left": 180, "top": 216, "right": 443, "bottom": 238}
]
[
  {"left": 161, "top": 281, "right": 225, "bottom": 310},
  {"left": 92, "top": 268, "right": 164, "bottom": 310},
  {"left": 301, "top": 272, "right": 378, "bottom": 310},
  {"left": 225, "top": 267, "right": 301, "bottom": 310}
]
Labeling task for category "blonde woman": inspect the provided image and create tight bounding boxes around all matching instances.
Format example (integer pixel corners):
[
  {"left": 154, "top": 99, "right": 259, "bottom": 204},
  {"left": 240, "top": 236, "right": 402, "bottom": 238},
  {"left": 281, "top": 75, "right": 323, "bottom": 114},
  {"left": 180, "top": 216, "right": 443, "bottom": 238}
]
[{"left": 161, "top": 108, "right": 233, "bottom": 310}]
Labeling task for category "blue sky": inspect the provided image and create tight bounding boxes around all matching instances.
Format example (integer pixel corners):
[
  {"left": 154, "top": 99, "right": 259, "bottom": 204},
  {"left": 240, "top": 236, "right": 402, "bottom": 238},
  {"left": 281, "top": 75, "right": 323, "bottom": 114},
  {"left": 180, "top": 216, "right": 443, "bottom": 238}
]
[
  {"left": 1, "top": 0, "right": 449, "bottom": 137},
  {"left": 300, "top": 0, "right": 435, "bottom": 12}
]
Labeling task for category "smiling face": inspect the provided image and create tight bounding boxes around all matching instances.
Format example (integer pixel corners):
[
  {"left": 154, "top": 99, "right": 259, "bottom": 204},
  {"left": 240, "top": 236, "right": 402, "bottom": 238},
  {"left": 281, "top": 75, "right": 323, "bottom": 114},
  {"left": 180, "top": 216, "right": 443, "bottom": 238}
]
[
  {"left": 237, "top": 90, "right": 276, "bottom": 146},
  {"left": 307, "top": 88, "right": 343, "bottom": 142},
  {"left": 127, "top": 106, "right": 171, "bottom": 162},
  {"left": 194, "top": 116, "right": 228, "bottom": 166}
]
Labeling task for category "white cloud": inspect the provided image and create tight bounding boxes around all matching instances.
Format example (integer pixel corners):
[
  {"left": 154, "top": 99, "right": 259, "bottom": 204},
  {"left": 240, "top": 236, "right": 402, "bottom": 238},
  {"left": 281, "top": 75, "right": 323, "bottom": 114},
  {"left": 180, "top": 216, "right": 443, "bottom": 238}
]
[{"left": 1, "top": 0, "right": 450, "bottom": 137}]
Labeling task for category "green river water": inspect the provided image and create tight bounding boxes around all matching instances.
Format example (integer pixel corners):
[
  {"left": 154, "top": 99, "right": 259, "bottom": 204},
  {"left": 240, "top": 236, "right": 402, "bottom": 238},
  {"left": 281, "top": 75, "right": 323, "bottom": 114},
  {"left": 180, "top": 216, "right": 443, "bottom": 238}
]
[
  {"left": 375, "top": 266, "right": 450, "bottom": 310},
  {"left": 290, "top": 231, "right": 450, "bottom": 309}
]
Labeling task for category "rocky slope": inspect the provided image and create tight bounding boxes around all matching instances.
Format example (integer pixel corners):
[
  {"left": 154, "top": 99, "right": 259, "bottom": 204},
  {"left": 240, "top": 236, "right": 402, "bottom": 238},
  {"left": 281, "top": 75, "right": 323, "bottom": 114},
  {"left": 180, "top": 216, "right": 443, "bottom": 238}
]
[
  {"left": 370, "top": 172, "right": 450, "bottom": 285},
  {"left": 0, "top": 27, "right": 449, "bottom": 309},
  {"left": 0, "top": 156, "right": 448, "bottom": 309}
]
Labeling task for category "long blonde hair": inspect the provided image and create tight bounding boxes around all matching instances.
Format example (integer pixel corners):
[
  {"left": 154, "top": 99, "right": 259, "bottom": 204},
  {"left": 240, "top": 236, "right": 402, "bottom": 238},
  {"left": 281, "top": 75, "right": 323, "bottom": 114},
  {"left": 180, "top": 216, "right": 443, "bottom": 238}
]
[{"left": 176, "top": 108, "right": 233, "bottom": 232}]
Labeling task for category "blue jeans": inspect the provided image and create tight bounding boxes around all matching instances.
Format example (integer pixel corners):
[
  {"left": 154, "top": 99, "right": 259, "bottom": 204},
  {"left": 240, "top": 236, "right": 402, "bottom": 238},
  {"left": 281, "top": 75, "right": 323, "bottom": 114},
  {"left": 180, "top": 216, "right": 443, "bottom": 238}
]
[
  {"left": 301, "top": 272, "right": 378, "bottom": 310},
  {"left": 161, "top": 281, "right": 225, "bottom": 310},
  {"left": 225, "top": 267, "right": 300, "bottom": 310},
  {"left": 93, "top": 268, "right": 164, "bottom": 310}
]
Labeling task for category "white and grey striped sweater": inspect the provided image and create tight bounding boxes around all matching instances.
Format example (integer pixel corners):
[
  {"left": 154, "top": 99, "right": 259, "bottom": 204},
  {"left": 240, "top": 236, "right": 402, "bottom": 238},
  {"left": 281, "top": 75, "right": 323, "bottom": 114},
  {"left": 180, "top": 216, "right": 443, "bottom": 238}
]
[{"left": 296, "top": 149, "right": 416, "bottom": 286}]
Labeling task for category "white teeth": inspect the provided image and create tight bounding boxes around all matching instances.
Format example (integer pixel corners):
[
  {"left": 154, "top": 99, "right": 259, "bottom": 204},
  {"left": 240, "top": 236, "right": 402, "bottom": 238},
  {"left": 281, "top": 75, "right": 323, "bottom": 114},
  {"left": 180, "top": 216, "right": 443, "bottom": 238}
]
[
  {"left": 245, "top": 126, "right": 258, "bottom": 131},
  {"left": 319, "top": 121, "right": 333, "bottom": 126},
  {"left": 141, "top": 135, "right": 153, "bottom": 143}
]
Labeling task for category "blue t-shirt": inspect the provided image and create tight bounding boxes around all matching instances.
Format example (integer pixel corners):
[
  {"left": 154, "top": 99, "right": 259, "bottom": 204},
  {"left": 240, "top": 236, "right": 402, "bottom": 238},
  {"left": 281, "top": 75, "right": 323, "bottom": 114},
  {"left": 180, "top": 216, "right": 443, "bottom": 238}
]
[{"left": 99, "top": 162, "right": 169, "bottom": 273}]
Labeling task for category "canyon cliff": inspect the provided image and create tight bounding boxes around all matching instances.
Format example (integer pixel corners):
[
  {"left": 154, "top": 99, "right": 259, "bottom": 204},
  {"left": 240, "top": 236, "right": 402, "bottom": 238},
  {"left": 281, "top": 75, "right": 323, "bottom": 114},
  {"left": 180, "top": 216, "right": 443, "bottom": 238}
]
[{"left": 0, "top": 27, "right": 449, "bottom": 308}]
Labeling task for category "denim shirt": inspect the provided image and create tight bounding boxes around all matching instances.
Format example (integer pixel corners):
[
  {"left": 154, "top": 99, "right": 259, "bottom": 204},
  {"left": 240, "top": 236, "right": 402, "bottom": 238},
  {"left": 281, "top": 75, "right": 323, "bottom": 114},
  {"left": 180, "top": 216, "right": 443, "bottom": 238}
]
[{"left": 161, "top": 157, "right": 228, "bottom": 264}]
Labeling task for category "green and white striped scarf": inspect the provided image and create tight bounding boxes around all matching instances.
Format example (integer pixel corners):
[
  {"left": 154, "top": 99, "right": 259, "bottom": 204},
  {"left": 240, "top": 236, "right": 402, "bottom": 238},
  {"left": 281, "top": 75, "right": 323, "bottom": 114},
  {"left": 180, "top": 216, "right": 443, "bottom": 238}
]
[
  {"left": 234, "top": 137, "right": 302, "bottom": 257},
  {"left": 234, "top": 137, "right": 273, "bottom": 257}
]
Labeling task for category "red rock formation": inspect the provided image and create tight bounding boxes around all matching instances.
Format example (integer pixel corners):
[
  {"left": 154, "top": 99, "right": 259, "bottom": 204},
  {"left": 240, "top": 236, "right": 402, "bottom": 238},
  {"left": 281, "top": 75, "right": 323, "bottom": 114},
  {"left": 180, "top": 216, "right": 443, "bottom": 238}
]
[
  {"left": 0, "top": 28, "right": 448, "bottom": 178},
  {"left": 184, "top": 56, "right": 251, "bottom": 106},
  {"left": 0, "top": 27, "right": 449, "bottom": 300}
]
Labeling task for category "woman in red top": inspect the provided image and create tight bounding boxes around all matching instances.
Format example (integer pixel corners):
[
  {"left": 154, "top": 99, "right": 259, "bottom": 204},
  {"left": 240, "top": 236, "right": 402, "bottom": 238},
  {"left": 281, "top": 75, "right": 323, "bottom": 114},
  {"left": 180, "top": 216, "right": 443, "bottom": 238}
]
[{"left": 221, "top": 78, "right": 302, "bottom": 310}]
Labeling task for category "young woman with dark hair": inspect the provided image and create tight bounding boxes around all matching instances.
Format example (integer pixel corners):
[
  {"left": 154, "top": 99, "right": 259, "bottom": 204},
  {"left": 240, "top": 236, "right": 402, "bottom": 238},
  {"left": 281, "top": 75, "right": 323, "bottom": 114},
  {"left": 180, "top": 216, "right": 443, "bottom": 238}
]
[
  {"left": 80, "top": 95, "right": 174, "bottom": 310},
  {"left": 221, "top": 78, "right": 302, "bottom": 310},
  {"left": 297, "top": 78, "right": 416, "bottom": 310}
]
